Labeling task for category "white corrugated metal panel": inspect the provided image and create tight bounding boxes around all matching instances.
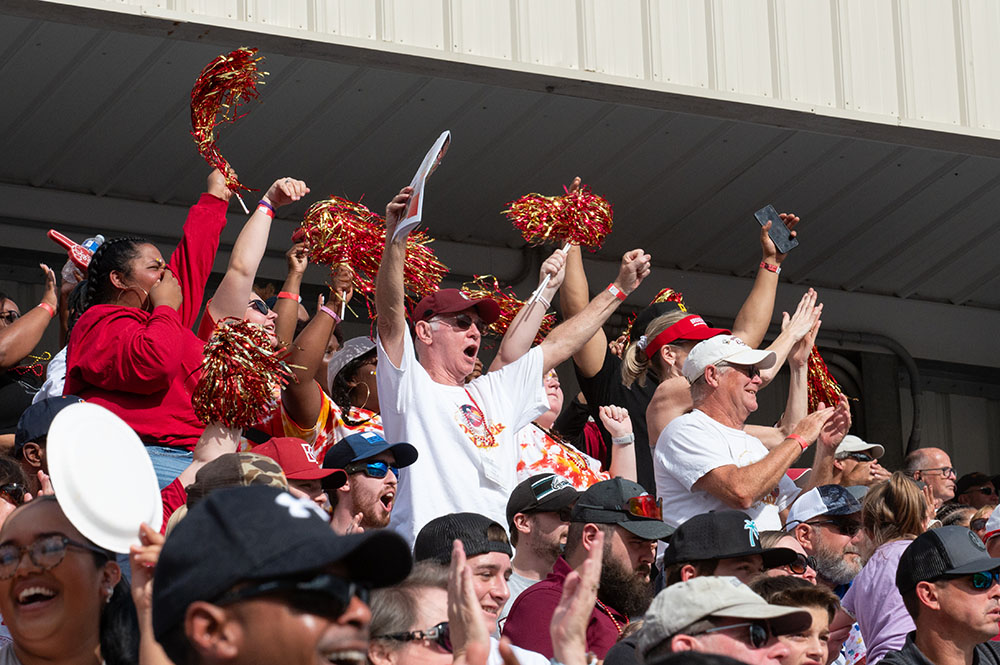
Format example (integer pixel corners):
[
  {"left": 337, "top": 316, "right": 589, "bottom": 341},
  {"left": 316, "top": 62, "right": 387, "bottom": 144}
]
[
  {"left": 383, "top": 0, "right": 446, "bottom": 50},
  {"left": 713, "top": 0, "right": 774, "bottom": 98},
  {"left": 648, "top": 0, "right": 711, "bottom": 88},
  {"left": 775, "top": 0, "right": 838, "bottom": 108},
  {"left": 247, "top": 0, "right": 311, "bottom": 30},
  {"left": 963, "top": 0, "right": 1000, "bottom": 130},
  {"left": 582, "top": 0, "right": 645, "bottom": 78},
  {"left": 182, "top": 0, "right": 240, "bottom": 21},
  {"left": 898, "top": 1, "right": 962, "bottom": 125},
  {"left": 450, "top": 0, "right": 512, "bottom": 60},
  {"left": 516, "top": 0, "right": 580, "bottom": 69},
  {"left": 315, "top": 0, "right": 378, "bottom": 39},
  {"left": 837, "top": 0, "right": 898, "bottom": 116}
]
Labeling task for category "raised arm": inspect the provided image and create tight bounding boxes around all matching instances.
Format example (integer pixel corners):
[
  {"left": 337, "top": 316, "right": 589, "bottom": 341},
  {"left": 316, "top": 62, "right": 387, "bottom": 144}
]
[
  {"left": 0, "top": 264, "right": 57, "bottom": 370},
  {"left": 489, "top": 248, "right": 566, "bottom": 372},
  {"left": 756, "top": 288, "right": 820, "bottom": 386},
  {"left": 539, "top": 248, "right": 650, "bottom": 374},
  {"left": 598, "top": 405, "right": 637, "bottom": 482},
  {"left": 731, "top": 213, "right": 800, "bottom": 347},
  {"left": 208, "top": 178, "right": 309, "bottom": 322},
  {"left": 272, "top": 243, "right": 309, "bottom": 347},
  {"left": 374, "top": 187, "right": 412, "bottom": 367}
]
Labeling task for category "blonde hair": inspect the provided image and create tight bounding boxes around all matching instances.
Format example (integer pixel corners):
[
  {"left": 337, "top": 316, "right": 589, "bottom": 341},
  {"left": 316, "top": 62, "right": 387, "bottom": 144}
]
[
  {"left": 621, "top": 310, "right": 689, "bottom": 388},
  {"left": 862, "top": 471, "right": 926, "bottom": 548}
]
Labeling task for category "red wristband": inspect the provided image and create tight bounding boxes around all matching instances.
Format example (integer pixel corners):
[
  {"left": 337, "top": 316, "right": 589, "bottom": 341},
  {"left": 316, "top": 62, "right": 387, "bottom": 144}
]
[
  {"left": 760, "top": 261, "right": 781, "bottom": 275},
  {"left": 277, "top": 291, "right": 301, "bottom": 302},
  {"left": 319, "top": 305, "right": 341, "bottom": 324},
  {"left": 36, "top": 302, "right": 56, "bottom": 318},
  {"left": 606, "top": 283, "right": 627, "bottom": 301},
  {"left": 787, "top": 434, "right": 810, "bottom": 451}
]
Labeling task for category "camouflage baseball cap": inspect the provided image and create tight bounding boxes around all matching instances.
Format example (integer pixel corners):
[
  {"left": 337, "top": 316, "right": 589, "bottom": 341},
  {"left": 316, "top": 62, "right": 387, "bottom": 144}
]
[{"left": 185, "top": 452, "right": 288, "bottom": 509}]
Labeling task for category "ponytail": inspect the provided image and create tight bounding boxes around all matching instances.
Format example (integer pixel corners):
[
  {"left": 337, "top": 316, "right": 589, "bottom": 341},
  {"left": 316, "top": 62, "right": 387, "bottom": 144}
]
[{"left": 620, "top": 310, "right": 689, "bottom": 387}]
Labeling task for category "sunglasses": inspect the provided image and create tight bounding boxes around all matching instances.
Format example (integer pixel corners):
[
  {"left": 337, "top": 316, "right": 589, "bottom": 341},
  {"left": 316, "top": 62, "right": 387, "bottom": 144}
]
[
  {"left": 844, "top": 452, "right": 875, "bottom": 463},
  {"left": 0, "top": 483, "right": 24, "bottom": 506},
  {"left": 214, "top": 572, "right": 369, "bottom": 618},
  {"left": 344, "top": 460, "right": 399, "bottom": 479},
  {"left": 693, "top": 621, "right": 770, "bottom": 649},
  {"left": 248, "top": 299, "right": 270, "bottom": 315},
  {"left": 0, "top": 312, "right": 19, "bottom": 324},
  {"left": 805, "top": 519, "right": 862, "bottom": 537},
  {"left": 964, "top": 486, "right": 997, "bottom": 497},
  {"left": 972, "top": 518, "right": 990, "bottom": 531},
  {"left": 0, "top": 534, "right": 111, "bottom": 580},
  {"left": 434, "top": 313, "right": 484, "bottom": 331},
  {"left": 378, "top": 621, "right": 452, "bottom": 653},
  {"left": 716, "top": 362, "right": 760, "bottom": 379},
  {"left": 920, "top": 466, "right": 956, "bottom": 478},
  {"left": 783, "top": 553, "right": 818, "bottom": 576},
  {"left": 576, "top": 494, "right": 663, "bottom": 521},
  {"left": 942, "top": 570, "right": 1000, "bottom": 591}
]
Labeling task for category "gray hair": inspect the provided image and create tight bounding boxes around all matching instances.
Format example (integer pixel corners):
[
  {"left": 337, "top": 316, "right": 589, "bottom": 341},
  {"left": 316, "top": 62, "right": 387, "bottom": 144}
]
[{"left": 369, "top": 562, "right": 449, "bottom": 652}]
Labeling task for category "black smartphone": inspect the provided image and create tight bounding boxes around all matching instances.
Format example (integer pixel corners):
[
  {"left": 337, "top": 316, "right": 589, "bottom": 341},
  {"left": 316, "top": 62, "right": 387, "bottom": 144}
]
[{"left": 754, "top": 204, "right": 799, "bottom": 254}]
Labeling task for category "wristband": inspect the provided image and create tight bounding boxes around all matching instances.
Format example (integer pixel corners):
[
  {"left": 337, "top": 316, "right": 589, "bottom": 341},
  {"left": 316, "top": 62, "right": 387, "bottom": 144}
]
[
  {"left": 36, "top": 302, "right": 56, "bottom": 319},
  {"left": 277, "top": 291, "right": 301, "bottom": 303},
  {"left": 760, "top": 261, "right": 781, "bottom": 275},
  {"left": 536, "top": 294, "right": 551, "bottom": 309},
  {"left": 787, "top": 434, "right": 810, "bottom": 451},
  {"left": 319, "top": 305, "right": 341, "bottom": 324},
  {"left": 606, "top": 283, "right": 627, "bottom": 301},
  {"left": 611, "top": 433, "right": 635, "bottom": 446}
]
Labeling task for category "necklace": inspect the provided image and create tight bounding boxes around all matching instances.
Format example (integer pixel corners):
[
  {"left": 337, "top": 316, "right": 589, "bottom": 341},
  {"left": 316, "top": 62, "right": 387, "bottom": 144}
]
[
  {"left": 532, "top": 423, "right": 592, "bottom": 472},
  {"left": 463, "top": 389, "right": 498, "bottom": 448},
  {"left": 595, "top": 598, "right": 628, "bottom": 636}
]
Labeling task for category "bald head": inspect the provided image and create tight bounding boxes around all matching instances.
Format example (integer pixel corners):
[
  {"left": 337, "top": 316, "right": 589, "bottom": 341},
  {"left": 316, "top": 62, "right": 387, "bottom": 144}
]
[{"left": 903, "top": 447, "right": 956, "bottom": 505}]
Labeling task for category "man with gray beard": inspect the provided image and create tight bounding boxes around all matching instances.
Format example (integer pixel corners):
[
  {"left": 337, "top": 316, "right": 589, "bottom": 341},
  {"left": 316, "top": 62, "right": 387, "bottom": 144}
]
[{"left": 785, "top": 485, "right": 864, "bottom": 590}]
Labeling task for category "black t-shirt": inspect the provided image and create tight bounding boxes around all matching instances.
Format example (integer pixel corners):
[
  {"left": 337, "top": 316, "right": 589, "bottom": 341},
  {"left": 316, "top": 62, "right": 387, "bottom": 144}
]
[
  {"left": 0, "top": 371, "right": 38, "bottom": 435},
  {"left": 573, "top": 347, "right": 657, "bottom": 493}
]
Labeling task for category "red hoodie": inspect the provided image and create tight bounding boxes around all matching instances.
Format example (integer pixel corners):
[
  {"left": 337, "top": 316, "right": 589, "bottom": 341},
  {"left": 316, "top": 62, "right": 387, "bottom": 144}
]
[{"left": 64, "top": 193, "right": 228, "bottom": 450}]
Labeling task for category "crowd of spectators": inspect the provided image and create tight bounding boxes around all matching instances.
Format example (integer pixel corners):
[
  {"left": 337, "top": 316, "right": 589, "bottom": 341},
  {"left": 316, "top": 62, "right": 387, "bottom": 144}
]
[{"left": 0, "top": 170, "right": 996, "bottom": 665}]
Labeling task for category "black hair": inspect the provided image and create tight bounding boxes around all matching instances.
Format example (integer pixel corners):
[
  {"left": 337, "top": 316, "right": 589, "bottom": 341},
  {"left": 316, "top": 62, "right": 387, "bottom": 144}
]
[
  {"left": 329, "top": 349, "right": 377, "bottom": 427},
  {"left": 67, "top": 280, "right": 88, "bottom": 334},
  {"left": 0, "top": 456, "right": 27, "bottom": 486},
  {"left": 80, "top": 236, "right": 149, "bottom": 312},
  {"left": 159, "top": 622, "right": 195, "bottom": 665}
]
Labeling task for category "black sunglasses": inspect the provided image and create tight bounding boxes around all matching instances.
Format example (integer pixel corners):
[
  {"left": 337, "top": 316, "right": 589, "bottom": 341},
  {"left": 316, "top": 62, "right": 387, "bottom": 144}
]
[
  {"left": 783, "top": 553, "right": 818, "bottom": 575},
  {"left": 214, "top": 572, "right": 368, "bottom": 619},
  {"left": 248, "top": 299, "right": 270, "bottom": 315},
  {"left": 0, "top": 312, "right": 19, "bottom": 324},
  {"left": 964, "top": 486, "right": 998, "bottom": 496},
  {"left": 693, "top": 621, "right": 769, "bottom": 649},
  {"left": 844, "top": 452, "right": 875, "bottom": 463},
  {"left": 716, "top": 362, "right": 760, "bottom": 379},
  {"left": 805, "top": 519, "right": 862, "bottom": 537},
  {"left": 344, "top": 460, "right": 399, "bottom": 479},
  {"left": 972, "top": 518, "right": 990, "bottom": 531},
  {"left": 0, "top": 483, "right": 25, "bottom": 506},
  {"left": 434, "top": 313, "right": 484, "bottom": 331},
  {"left": 377, "top": 621, "right": 452, "bottom": 653}
]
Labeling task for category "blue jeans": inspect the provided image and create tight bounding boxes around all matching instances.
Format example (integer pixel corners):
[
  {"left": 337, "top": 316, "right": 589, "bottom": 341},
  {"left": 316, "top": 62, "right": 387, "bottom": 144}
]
[{"left": 146, "top": 445, "right": 193, "bottom": 490}]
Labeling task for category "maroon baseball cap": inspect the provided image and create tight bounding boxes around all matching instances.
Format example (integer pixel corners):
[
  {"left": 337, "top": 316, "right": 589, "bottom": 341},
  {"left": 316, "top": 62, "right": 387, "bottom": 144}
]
[
  {"left": 411, "top": 288, "right": 501, "bottom": 324},
  {"left": 254, "top": 437, "right": 347, "bottom": 489}
]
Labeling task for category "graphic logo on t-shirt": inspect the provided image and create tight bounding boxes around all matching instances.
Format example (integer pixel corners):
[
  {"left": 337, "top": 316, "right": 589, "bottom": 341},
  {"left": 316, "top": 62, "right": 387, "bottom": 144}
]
[{"left": 455, "top": 403, "right": 505, "bottom": 449}]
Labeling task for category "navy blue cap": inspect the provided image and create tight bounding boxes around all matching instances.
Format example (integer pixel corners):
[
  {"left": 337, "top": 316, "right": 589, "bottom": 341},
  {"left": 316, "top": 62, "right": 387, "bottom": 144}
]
[
  {"left": 14, "top": 395, "right": 84, "bottom": 457},
  {"left": 323, "top": 431, "right": 418, "bottom": 470}
]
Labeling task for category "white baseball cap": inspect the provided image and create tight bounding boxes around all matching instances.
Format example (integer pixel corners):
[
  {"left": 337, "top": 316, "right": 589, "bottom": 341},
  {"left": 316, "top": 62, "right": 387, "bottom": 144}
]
[
  {"left": 682, "top": 334, "right": 776, "bottom": 383},
  {"left": 835, "top": 434, "right": 885, "bottom": 459}
]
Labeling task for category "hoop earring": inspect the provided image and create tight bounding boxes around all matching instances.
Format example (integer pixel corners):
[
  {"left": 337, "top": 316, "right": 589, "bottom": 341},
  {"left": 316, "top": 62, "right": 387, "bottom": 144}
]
[
  {"left": 114, "top": 285, "right": 150, "bottom": 312},
  {"left": 349, "top": 383, "right": 371, "bottom": 410}
]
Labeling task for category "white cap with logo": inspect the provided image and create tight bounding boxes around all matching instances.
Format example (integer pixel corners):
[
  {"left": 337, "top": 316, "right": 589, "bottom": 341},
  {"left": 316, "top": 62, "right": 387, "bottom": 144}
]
[{"left": 682, "top": 334, "right": 777, "bottom": 384}]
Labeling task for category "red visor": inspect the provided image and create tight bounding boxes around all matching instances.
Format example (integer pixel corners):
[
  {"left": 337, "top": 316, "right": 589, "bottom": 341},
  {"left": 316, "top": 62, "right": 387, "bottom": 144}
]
[{"left": 644, "top": 315, "right": 730, "bottom": 359}]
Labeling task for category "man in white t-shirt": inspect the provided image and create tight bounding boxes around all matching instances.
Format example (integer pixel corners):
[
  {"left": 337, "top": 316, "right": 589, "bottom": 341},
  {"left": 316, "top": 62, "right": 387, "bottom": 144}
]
[
  {"left": 375, "top": 185, "right": 651, "bottom": 545},
  {"left": 655, "top": 334, "right": 847, "bottom": 531}
]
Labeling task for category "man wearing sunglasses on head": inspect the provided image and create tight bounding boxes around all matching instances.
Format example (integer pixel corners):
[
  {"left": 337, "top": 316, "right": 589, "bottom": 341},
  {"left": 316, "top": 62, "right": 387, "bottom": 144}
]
[
  {"left": 152, "top": 485, "right": 411, "bottom": 665},
  {"left": 504, "top": 478, "right": 674, "bottom": 659},
  {"left": 832, "top": 435, "right": 889, "bottom": 488},
  {"left": 634, "top": 576, "right": 811, "bottom": 665},
  {"left": 376, "top": 185, "right": 651, "bottom": 546},
  {"left": 323, "top": 431, "right": 418, "bottom": 534},
  {"left": 882, "top": 526, "right": 1000, "bottom": 665},
  {"left": 902, "top": 448, "right": 957, "bottom": 510}
]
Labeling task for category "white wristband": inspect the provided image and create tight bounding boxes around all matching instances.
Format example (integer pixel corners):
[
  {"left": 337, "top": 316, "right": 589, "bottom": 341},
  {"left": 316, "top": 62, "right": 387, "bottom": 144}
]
[
  {"left": 611, "top": 433, "right": 635, "bottom": 446},
  {"left": 536, "top": 294, "right": 551, "bottom": 309}
]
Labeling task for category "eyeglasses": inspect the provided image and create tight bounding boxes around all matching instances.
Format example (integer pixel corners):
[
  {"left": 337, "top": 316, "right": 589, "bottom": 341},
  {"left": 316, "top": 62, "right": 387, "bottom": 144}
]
[
  {"left": 433, "top": 313, "right": 484, "bottom": 331},
  {"left": 942, "top": 570, "right": 1000, "bottom": 591},
  {"left": 693, "top": 621, "right": 770, "bottom": 649},
  {"left": 804, "top": 519, "right": 862, "bottom": 537},
  {"left": 963, "top": 486, "right": 997, "bottom": 497},
  {"left": 576, "top": 494, "right": 663, "bottom": 521},
  {"left": 0, "top": 534, "right": 110, "bottom": 579},
  {"left": 214, "top": 572, "right": 369, "bottom": 618},
  {"left": 716, "top": 362, "right": 760, "bottom": 380},
  {"left": 0, "top": 484, "right": 25, "bottom": 506},
  {"left": 344, "top": 460, "right": 399, "bottom": 479},
  {"left": 0, "top": 312, "right": 19, "bottom": 324},
  {"left": 377, "top": 621, "right": 452, "bottom": 653},
  {"left": 919, "top": 466, "right": 956, "bottom": 478},
  {"left": 782, "top": 553, "right": 818, "bottom": 575},
  {"left": 843, "top": 452, "right": 875, "bottom": 463},
  {"left": 248, "top": 299, "right": 270, "bottom": 315}
]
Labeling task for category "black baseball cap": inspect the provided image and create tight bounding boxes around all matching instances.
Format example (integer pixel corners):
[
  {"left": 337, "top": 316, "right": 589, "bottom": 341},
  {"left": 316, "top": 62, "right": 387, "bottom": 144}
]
[
  {"left": 570, "top": 478, "right": 674, "bottom": 541},
  {"left": 323, "top": 431, "right": 418, "bottom": 470},
  {"left": 506, "top": 473, "right": 579, "bottom": 527},
  {"left": 896, "top": 525, "right": 1000, "bottom": 594},
  {"left": 413, "top": 512, "right": 512, "bottom": 564},
  {"left": 632, "top": 301, "right": 685, "bottom": 342},
  {"left": 152, "top": 485, "right": 411, "bottom": 640},
  {"left": 13, "top": 395, "right": 84, "bottom": 457},
  {"left": 663, "top": 510, "right": 798, "bottom": 568}
]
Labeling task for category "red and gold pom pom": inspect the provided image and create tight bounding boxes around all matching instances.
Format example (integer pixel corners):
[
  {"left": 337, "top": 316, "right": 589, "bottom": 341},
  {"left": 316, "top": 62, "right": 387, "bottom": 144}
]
[
  {"left": 297, "top": 196, "right": 448, "bottom": 312},
  {"left": 807, "top": 346, "right": 845, "bottom": 412},
  {"left": 193, "top": 319, "right": 293, "bottom": 429},
  {"left": 461, "top": 275, "right": 556, "bottom": 345},
  {"left": 190, "top": 47, "right": 267, "bottom": 195},
  {"left": 504, "top": 184, "right": 613, "bottom": 249}
]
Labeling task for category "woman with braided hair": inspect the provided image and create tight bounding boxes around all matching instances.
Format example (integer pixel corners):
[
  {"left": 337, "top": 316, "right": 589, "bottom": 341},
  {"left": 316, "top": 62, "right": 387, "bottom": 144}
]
[{"left": 64, "top": 170, "right": 231, "bottom": 487}]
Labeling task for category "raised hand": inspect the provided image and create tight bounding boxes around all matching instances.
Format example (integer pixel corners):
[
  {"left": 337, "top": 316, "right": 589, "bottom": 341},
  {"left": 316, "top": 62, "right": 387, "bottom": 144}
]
[
  {"left": 785, "top": 290, "right": 822, "bottom": 368},
  {"left": 330, "top": 263, "right": 355, "bottom": 306},
  {"left": 598, "top": 405, "right": 632, "bottom": 440},
  {"left": 264, "top": 177, "right": 310, "bottom": 208},
  {"left": 817, "top": 395, "right": 851, "bottom": 449},
  {"left": 286, "top": 242, "right": 309, "bottom": 276},
  {"left": 760, "top": 212, "right": 800, "bottom": 264},
  {"left": 539, "top": 248, "right": 568, "bottom": 292},
  {"left": 129, "top": 523, "right": 165, "bottom": 615},
  {"left": 551, "top": 528, "right": 603, "bottom": 665},
  {"left": 384, "top": 186, "right": 414, "bottom": 240},
  {"left": 448, "top": 539, "right": 491, "bottom": 665},
  {"left": 614, "top": 248, "right": 652, "bottom": 295},
  {"left": 39, "top": 263, "right": 58, "bottom": 309},
  {"left": 788, "top": 405, "right": 836, "bottom": 449},
  {"left": 207, "top": 168, "right": 233, "bottom": 202}
]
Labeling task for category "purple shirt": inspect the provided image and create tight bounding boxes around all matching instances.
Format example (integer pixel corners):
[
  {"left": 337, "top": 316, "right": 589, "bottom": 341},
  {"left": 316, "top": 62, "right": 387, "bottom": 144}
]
[
  {"left": 842, "top": 539, "right": 917, "bottom": 664},
  {"left": 502, "top": 557, "right": 627, "bottom": 658}
]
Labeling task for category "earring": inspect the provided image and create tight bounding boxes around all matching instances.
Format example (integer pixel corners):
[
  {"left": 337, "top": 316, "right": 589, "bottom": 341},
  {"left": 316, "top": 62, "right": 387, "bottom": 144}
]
[
  {"left": 349, "top": 383, "right": 371, "bottom": 410},
  {"left": 104, "top": 586, "right": 113, "bottom": 604}
]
